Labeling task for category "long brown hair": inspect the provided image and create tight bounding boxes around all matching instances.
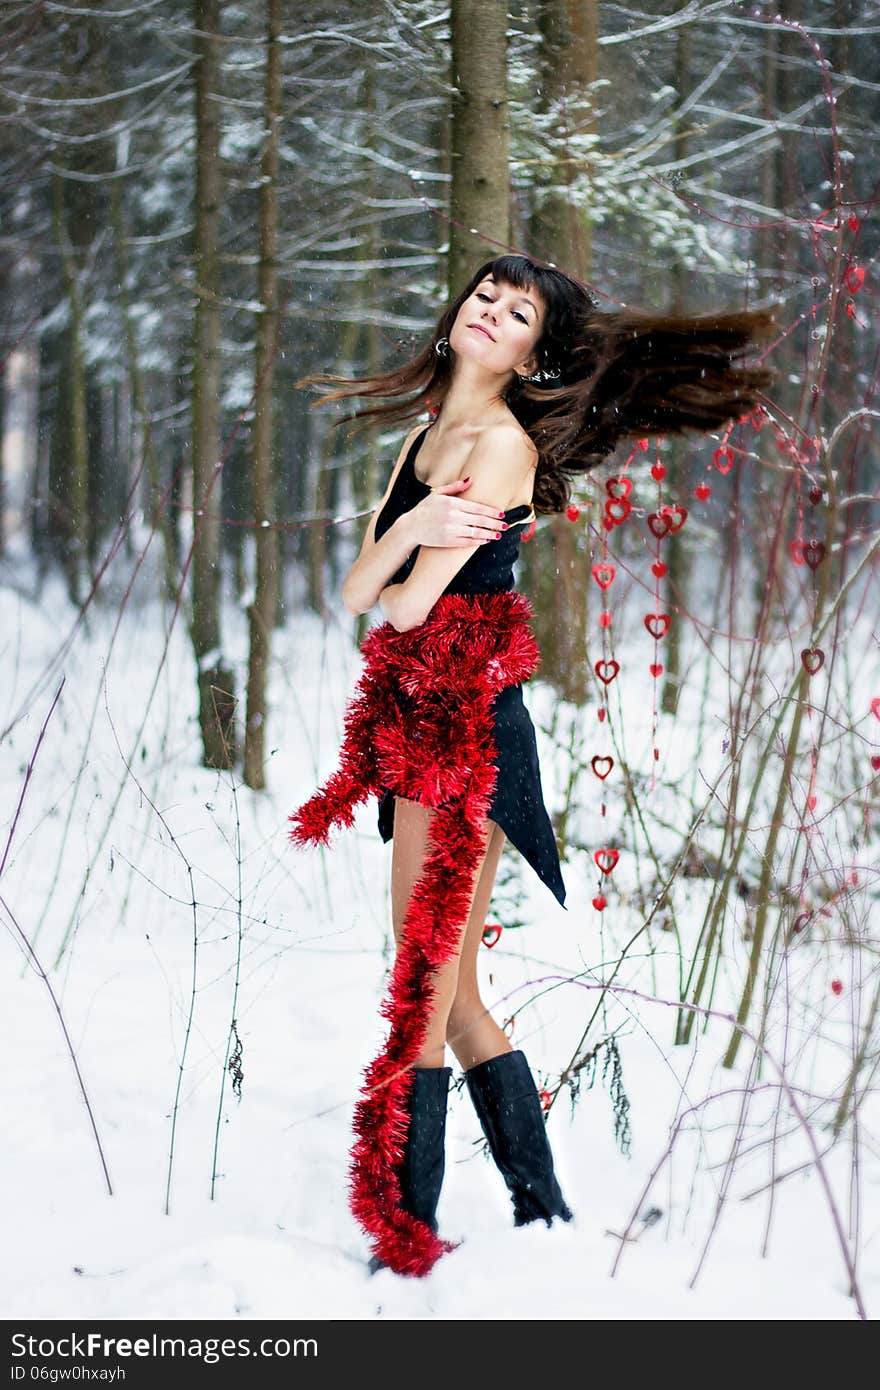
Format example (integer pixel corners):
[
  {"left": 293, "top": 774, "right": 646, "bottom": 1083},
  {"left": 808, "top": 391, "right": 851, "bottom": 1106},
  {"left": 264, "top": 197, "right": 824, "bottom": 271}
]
[{"left": 296, "top": 253, "right": 780, "bottom": 514}]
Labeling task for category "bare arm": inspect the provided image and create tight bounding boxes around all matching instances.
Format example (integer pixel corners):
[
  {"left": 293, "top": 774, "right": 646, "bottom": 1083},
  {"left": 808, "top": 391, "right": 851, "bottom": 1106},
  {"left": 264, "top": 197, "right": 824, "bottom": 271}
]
[
  {"left": 379, "top": 427, "right": 536, "bottom": 632},
  {"left": 342, "top": 425, "right": 511, "bottom": 618}
]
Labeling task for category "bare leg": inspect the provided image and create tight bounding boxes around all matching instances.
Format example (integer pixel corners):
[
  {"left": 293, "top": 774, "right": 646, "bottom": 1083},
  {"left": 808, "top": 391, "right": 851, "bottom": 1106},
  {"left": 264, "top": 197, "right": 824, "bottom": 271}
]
[
  {"left": 390, "top": 795, "right": 496, "bottom": 1070},
  {"left": 445, "top": 821, "right": 514, "bottom": 1070}
]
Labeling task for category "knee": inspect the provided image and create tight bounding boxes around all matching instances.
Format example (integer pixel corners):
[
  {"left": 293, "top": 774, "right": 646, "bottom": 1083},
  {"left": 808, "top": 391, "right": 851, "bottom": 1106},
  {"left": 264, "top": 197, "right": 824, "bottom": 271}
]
[{"left": 445, "top": 992, "right": 483, "bottom": 1047}]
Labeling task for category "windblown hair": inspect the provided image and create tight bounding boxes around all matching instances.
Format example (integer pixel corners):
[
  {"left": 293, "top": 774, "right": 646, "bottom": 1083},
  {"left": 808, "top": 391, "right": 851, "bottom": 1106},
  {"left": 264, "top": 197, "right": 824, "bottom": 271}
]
[{"left": 296, "top": 253, "right": 780, "bottom": 514}]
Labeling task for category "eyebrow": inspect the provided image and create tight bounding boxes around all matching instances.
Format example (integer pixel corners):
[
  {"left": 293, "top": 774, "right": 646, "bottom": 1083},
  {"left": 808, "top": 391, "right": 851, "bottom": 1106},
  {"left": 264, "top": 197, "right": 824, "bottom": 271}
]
[{"left": 481, "top": 278, "right": 539, "bottom": 316}]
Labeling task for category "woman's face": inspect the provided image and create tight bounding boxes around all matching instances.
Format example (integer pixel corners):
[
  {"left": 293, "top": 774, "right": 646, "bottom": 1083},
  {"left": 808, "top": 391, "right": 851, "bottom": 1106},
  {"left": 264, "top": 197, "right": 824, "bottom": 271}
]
[{"left": 448, "top": 274, "right": 546, "bottom": 379}]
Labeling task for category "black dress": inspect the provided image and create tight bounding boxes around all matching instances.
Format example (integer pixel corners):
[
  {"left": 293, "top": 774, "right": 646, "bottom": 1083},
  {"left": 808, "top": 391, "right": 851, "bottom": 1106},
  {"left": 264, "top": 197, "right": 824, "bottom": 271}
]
[{"left": 372, "top": 423, "right": 567, "bottom": 910}]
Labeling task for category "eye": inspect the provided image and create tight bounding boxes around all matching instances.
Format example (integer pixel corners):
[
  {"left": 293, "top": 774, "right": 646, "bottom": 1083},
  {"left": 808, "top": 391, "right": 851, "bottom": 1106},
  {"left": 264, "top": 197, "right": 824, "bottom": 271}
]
[{"left": 476, "top": 291, "right": 529, "bottom": 324}]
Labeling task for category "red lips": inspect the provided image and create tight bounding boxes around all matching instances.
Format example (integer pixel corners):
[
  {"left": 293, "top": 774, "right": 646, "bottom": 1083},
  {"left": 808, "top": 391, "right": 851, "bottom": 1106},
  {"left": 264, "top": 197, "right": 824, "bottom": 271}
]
[{"left": 469, "top": 323, "right": 495, "bottom": 341}]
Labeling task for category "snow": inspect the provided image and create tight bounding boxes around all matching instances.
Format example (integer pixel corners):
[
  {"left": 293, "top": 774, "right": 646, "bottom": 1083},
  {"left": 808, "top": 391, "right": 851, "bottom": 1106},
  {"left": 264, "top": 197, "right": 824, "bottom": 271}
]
[{"left": 1, "top": 549, "right": 874, "bottom": 1322}]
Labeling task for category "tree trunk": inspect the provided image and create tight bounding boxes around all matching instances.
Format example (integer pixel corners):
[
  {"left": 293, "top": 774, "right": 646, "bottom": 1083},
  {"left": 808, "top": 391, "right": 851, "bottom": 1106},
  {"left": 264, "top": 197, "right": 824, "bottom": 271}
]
[
  {"left": 523, "top": 0, "right": 600, "bottom": 707},
  {"left": 191, "top": 0, "right": 236, "bottom": 768},
  {"left": 448, "top": 0, "right": 510, "bottom": 295},
  {"left": 244, "top": 0, "right": 283, "bottom": 790}
]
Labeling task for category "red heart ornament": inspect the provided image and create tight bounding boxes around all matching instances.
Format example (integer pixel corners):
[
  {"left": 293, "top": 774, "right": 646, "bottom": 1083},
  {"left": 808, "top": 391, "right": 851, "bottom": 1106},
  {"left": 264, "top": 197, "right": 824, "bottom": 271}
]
[
  {"left": 650, "top": 462, "right": 666, "bottom": 481},
  {"left": 599, "top": 611, "right": 612, "bottom": 628},
  {"left": 591, "top": 755, "right": 614, "bottom": 780},
  {"left": 597, "top": 707, "right": 606, "bottom": 722},
  {"left": 649, "top": 662, "right": 663, "bottom": 677},
  {"left": 481, "top": 923, "right": 503, "bottom": 948},
  {"left": 592, "top": 562, "right": 616, "bottom": 590},
  {"left": 605, "top": 476, "right": 632, "bottom": 500},
  {"left": 592, "top": 894, "right": 606, "bottom": 911},
  {"left": 807, "top": 795, "right": 817, "bottom": 811},
  {"left": 595, "top": 659, "right": 620, "bottom": 685},
  {"left": 605, "top": 497, "right": 631, "bottom": 526},
  {"left": 801, "top": 648, "right": 824, "bottom": 675},
  {"left": 713, "top": 447, "right": 734, "bottom": 474},
  {"left": 638, "top": 438, "right": 650, "bottom": 451},
  {"left": 871, "top": 698, "right": 880, "bottom": 721},
  {"left": 644, "top": 612, "right": 671, "bottom": 639},
  {"left": 694, "top": 484, "right": 711, "bottom": 500},
  {"left": 870, "top": 755, "right": 880, "bottom": 772},
  {"left": 803, "top": 539, "right": 825, "bottom": 570},
  {"left": 566, "top": 503, "right": 580, "bottom": 522},
  {"left": 647, "top": 511, "right": 672, "bottom": 539},
  {"left": 662, "top": 504, "right": 688, "bottom": 533},
  {"left": 594, "top": 847, "right": 619, "bottom": 875},
  {"left": 844, "top": 264, "right": 864, "bottom": 293},
  {"left": 847, "top": 213, "right": 859, "bottom": 232},
  {"left": 651, "top": 560, "right": 668, "bottom": 578},
  {"left": 808, "top": 487, "right": 822, "bottom": 505}
]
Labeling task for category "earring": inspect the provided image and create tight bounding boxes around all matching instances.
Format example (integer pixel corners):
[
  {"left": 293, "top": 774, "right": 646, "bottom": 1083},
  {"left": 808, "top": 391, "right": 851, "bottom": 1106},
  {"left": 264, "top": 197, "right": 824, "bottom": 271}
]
[
  {"left": 521, "top": 363, "right": 561, "bottom": 383},
  {"left": 434, "top": 337, "right": 450, "bottom": 357}
]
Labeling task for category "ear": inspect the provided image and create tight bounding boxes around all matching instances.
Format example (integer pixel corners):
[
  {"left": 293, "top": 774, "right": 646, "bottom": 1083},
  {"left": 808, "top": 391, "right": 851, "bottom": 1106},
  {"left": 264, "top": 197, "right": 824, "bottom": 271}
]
[{"left": 516, "top": 351, "right": 539, "bottom": 378}]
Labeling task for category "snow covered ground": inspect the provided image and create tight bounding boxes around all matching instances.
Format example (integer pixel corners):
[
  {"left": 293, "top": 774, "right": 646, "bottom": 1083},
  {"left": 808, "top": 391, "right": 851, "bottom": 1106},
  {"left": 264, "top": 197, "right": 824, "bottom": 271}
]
[{"left": 2, "top": 556, "right": 875, "bottom": 1322}]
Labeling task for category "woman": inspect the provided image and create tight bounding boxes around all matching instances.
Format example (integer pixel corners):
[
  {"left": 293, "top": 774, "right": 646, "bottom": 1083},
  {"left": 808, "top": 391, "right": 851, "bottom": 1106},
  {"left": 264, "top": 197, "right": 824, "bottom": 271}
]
[{"left": 289, "top": 253, "right": 778, "bottom": 1278}]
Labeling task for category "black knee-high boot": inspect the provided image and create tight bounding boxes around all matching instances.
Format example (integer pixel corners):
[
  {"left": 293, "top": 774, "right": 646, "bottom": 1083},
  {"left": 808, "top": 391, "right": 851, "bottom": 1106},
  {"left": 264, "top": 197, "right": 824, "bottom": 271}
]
[
  {"left": 367, "top": 1064, "right": 453, "bottom": 1275},
  {"left": 465, "top": 1048, "right": 573, "bottom": 1227}
]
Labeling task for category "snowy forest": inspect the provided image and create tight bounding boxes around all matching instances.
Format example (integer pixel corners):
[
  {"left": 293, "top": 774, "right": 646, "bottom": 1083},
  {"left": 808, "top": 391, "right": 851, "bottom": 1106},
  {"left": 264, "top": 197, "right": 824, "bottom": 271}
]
[{"left": 2, "top": 0, "right": 879, "bottom": 1326}]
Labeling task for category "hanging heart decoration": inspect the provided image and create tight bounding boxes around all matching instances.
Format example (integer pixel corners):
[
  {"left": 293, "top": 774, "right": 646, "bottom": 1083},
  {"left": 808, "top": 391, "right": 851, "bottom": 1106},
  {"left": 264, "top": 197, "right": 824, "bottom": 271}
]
[
  {"left": 844, "top": 264, "right": 865, "bottom": 293},
  {"left": 595, "top": 659, "right": 620, "bottom": 685},
  {"left": 647, "top": 511, "right": 672, "bottom": 539},
  {"left": 713, "top": 447, "right": 734, "bottom": 474},
  {"left": 606, "top": 476, "right": 633, "bottom": 500},
  {"left": 871, "top": 697, "right": 880, "bottom": 720},
  {"left": 591, "top": 755, "right": 614, "bottom": 780},
  {"left": 651, "top": 560, "right": 668, "bottom": 578},
  {"left": 695, "top": 484, "right": 711, "bottom": 500},
  {"left": 651, "top": 462, "right": 666, "bottom": 481},
  {"left": 592, "top": 894, "right": 607, "bottom": 911},
  {"left": 871, "top": 755, "right": 880, "bottom": 772},
  {"left": 801, "top": 648, "right": 825, "bottom": 675},
  {"left": 592, "top": 562, "right": 616, "bottom": 590},
  {"left": 566, "top": 504, "right": 580, "bottom": 522},
  {"left": 644, "top": 612, "right": 671, "bottom": 639},
  {"left": 638, "top": 438, "right": 650, "bottom": 450},
  {"left": 650, "top": 662, "right": 663, "bottom": 677},
  {"left": 481, "top": 923, "right": 503, "bottom": 948},
  {"left": 605, "top": 497, "right": 631, "bottom": 526},
  {"left": 593, "top": 847, "right": 620, "bottom": 875},
  {"left": 598, "top": 611, "right": 612, "bottom": 629},
  {"left": 803, "top": 539, "right": 826, "bottom": 570},
  {"left": 661, "top": 504, "right": 688, "bottom": 533}
]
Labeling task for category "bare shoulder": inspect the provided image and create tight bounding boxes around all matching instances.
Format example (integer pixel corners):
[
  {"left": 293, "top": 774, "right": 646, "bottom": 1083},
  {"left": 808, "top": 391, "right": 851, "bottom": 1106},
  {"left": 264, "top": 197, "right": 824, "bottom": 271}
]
[
  {"left": 475, "top": 419, "right": 538, "bottom": 460},
  {"left": 464, "top": 420, "right": 537, "bottom": 508}
]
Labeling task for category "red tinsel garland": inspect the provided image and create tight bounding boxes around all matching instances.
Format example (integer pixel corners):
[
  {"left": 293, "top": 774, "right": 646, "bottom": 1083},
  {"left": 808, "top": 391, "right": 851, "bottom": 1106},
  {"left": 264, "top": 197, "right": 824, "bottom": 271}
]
[{"left": 288, "top": 591, "right": 542, "bottom": 1277}]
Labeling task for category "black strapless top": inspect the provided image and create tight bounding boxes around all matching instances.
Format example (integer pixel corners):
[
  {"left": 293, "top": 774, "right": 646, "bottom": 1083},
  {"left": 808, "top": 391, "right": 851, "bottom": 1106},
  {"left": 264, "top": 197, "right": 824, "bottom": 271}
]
[{"left": 373, "top": 423, "right": 534, "bottom": 596}]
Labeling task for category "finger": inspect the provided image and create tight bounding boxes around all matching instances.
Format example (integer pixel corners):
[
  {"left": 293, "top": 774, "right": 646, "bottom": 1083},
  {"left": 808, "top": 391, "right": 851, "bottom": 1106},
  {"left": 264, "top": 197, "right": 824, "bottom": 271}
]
[
  {"left": 433, "top": 477, "right": 471, "bottom": 492},
  {"left": 456, "top": 499, "right": 510, "bottom": 520},
  {"left": 458, "top": 521, "right": 503, "bottom": 542}
]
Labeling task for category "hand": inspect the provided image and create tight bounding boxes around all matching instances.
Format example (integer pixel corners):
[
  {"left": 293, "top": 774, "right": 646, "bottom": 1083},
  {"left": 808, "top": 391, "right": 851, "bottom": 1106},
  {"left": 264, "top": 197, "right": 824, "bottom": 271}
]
[{"left": 404, "top": 478, "right": 506, "bottom": 548}]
